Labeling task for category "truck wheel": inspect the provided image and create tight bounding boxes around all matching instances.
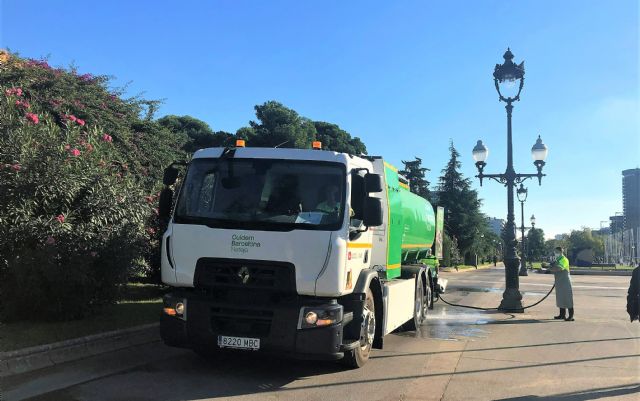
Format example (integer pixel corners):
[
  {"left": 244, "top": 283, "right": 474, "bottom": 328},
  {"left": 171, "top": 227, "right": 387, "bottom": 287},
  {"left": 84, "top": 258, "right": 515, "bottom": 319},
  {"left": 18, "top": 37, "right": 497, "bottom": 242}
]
[
  {"left": 342, "top": 288, "right": 375, "bottom": 369},
  {"left": 426, "top": 274, "right": 434, "bottom": 310},
  {"left": 405, "top": 274, "right": 427, "bottom": 331}
]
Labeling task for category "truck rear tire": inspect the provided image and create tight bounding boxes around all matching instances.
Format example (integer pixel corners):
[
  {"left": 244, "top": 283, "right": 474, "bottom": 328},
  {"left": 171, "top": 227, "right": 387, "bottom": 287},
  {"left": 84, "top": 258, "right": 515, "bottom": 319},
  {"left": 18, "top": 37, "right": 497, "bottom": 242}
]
[
  {"left": 342, "top": 288, "right": 375, "bottom": 369},
  {"left": 427, "top": 274, "right": 434, "bottom": 310},
  {"left": 405, "top": 274, "right": 427, "bottom": 331}
]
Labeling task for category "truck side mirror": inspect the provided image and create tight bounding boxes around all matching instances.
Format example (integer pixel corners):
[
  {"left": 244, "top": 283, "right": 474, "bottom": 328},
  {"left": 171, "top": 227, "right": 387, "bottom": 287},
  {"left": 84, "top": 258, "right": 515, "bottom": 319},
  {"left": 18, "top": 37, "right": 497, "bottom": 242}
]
[
  {"left": 365, "top": 173, "right": 383, "bottom": 193},
  {"left": 158, "top": 188, "right": 174, "bottom": 222},
  {"left": 363, "top": 197, "right": 383, "bottom": 227},
  {"left": 163, "top": 166, "right": 179, "bottom": 186}
]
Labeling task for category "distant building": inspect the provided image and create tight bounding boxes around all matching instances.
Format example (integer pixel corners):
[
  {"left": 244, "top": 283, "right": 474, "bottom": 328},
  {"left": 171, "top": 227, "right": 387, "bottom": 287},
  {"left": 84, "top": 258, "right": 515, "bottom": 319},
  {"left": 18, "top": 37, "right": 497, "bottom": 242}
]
[
  {"left": 610, "top": 214, "right": 624, "bottom": 233},
  {"left": 487, "top": 217, "right": 505, "bottom": 236},
  {"left": 622, "top": 168, "right": 640, "bottom": 231}
]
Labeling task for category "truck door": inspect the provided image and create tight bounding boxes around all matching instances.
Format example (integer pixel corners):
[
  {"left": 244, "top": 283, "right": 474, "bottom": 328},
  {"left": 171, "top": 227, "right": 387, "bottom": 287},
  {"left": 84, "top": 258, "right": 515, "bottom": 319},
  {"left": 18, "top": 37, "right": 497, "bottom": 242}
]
[{"left": 345, "top": 170, "right": 374, "bottom": 291}]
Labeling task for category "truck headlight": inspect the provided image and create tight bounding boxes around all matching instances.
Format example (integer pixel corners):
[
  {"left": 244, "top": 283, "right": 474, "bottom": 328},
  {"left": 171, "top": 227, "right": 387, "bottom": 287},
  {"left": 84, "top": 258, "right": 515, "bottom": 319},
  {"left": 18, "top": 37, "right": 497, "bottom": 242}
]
[
  {"left": 299, "top": 304, "right": 343, "bottom": 329},
  {"left": 305, "top": 311, "right": 318, "bottom": 325},
  {"left": 163, "top": 296, "right": 186, "bottom": 320}
]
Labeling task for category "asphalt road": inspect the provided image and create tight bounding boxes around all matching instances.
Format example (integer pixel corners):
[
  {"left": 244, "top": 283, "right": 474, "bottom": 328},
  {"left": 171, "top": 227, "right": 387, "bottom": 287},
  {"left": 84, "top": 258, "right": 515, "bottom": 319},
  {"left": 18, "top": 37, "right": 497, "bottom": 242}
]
[{"left": 10, "top": 266, "right": 640, "bottom": 401}]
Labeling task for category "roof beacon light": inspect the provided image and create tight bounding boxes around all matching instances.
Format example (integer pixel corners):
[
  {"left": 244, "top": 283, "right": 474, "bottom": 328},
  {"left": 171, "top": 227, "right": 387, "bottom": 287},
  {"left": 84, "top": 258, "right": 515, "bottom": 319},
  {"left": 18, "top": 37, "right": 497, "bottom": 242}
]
[
  {"left": 235, "top": 139, "right": 246, "bottom": 148},
  {"left": 312, "top": 141, "right": 322, "bottom": 150}
]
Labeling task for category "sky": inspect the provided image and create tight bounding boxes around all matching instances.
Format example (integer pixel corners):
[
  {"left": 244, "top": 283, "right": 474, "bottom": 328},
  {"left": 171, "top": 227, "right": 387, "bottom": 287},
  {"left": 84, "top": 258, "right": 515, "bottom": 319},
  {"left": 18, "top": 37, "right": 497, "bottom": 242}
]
[{"left": 1, "top": 0, "right": 638, "bottom": 239}]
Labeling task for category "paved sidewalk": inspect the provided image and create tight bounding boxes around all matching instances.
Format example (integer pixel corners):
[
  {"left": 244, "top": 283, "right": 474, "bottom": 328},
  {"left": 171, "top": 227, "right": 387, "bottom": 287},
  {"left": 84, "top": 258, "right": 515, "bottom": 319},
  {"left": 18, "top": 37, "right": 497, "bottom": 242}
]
[{"left": 4, "top": 266, "right": 639, "bottom": 401}]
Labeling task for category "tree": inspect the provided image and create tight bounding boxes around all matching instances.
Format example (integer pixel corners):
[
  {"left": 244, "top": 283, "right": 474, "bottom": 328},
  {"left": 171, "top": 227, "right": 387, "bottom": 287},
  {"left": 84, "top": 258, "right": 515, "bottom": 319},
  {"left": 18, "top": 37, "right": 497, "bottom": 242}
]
[
  {"left": 436, "top": 141, "right": 488, "bottom": 260},
  {"left": 313, "top": 121, "right": 367, "bottom": 154},
  {"left": 157, "top": 115, "right": 235, "bottom": 152},
  {"left": 442, "top": 233, "right": 462, "bottom": 267},
  {"left": 567, "top": 228, "right": 604, "bottom": 266},
  {"left": 239, "top": 101, "right": 317, "bottom": 148},
  {"left": 400, "top": 157, "right": 431, "bottom": 203},
  {"left": 526, "top": 228, "right": 546, "bottom": 262}
]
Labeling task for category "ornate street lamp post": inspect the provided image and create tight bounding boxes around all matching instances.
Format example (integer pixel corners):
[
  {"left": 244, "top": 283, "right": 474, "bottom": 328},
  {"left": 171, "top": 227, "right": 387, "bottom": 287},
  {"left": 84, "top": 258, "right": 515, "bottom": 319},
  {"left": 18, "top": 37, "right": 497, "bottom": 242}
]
[
  {"left": 472, "top": 49, "right": 549, "bottom": 312},
  {"left": 517, "top": 184, "right": 528, "bottom": 276},
  {"left": 529, "top": 214, "right": 536, "bottom": 267}
]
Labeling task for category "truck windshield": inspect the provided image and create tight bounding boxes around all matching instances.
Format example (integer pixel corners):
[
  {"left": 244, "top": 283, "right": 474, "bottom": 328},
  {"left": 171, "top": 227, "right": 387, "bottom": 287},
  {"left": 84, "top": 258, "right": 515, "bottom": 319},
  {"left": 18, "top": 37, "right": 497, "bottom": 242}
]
[{"left": 174, "top": 158, "right": 346, "bottom": 231}]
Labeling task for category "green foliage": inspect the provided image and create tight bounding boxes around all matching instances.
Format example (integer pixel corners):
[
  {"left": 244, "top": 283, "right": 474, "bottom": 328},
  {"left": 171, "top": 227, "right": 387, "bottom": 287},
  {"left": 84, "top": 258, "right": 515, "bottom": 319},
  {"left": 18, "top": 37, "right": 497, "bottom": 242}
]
[
  {"left": 0, "top": 53, "right": 185, "bottom": 320},
  {"left": 233, "top": 101, "right": 366, "bottom": 153},
  {"left": 400, "top": 157, "right": 431, "bottom": 203},
  {"left": 567, "top": 228, "right": 604, "bottom": 264},
  {"left": 436, "top": 141, "right": 488, "bottom": 257},
  {"left": 526, "top": 228, "right": 546, "bottom": 262},
  {"left": 157, "top": 114, "right": 235, "bottom": 152},
  {"left": 241, "top": 101, "right": 316, "bottom": 148},
  {"left": 442, "top": 232, "right": 462, "bottom": 267},
  {"left": 471, "top": 230, "right": 503, "bottom": 264},
  {"left": 313, "top": 121, "right": 367, "bottom": 154}
]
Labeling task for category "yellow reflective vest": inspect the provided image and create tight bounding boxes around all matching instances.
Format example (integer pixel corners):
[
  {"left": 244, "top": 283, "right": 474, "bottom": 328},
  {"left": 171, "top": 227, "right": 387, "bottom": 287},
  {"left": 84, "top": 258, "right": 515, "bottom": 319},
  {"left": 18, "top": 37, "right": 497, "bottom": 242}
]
[{"left": 556, "top": 255, "right": 570, "bottom": 270}]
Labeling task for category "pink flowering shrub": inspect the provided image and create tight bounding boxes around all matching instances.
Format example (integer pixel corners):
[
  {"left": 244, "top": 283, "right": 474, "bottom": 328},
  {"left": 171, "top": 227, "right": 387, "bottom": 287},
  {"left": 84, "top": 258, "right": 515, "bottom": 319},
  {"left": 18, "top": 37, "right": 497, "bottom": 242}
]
[{"left": 0, "top": 52, "right": 187, "bottom": 321}]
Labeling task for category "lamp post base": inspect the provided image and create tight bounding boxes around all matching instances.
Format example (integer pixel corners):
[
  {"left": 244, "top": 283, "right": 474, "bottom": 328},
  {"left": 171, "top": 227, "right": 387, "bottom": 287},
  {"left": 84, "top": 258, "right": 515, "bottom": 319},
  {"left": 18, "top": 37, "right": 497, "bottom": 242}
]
[
  {"left": 499, "top": 257, "right": 524, "bottom": 313},
  {"left": 498, "top": 289, "right": 524, "bottom": 312}
]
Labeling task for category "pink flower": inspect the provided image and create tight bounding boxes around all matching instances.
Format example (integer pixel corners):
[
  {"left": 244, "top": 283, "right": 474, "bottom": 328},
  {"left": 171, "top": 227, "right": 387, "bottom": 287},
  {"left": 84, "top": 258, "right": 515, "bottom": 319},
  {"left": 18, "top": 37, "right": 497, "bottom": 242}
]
[
  {"left": 25, "top": 59, "right": 51, "bottom": 70},
  {"left": 102, "top": 134, "right": 113, "bottom": 142},
  {"left": 90, "top": 251, "right": 98, "bottom": 257},
  {"left": 76, "top": 118, "right": 85, "bottom": 126},
  {"left": 144, "top": 195, "right": 155, "bottom": 204},
  {"left": 5, "top": 87, "right": 23, "bottom": 97},
  {"left": 61, "top": 114, "right": 77, "bottom": 124},
  {"left": 46, "top": 236, "right": 56, "bottom": 245},
  {"left": 15, "top": 100, "right": 30, "bottom": 108},
  {"left": 25, "top": 112, "right": 39, "bottom": 124},
  {"left": 146, "top": 227, "right": 156, "bottom": 235},
  {"left": 64, "top": 144, "right": 70, "bottom": 150},
  {"left": 11, "top": 163, "right": 21, "bottom": 171},
  {"left": 85, "top": 143, "right": 94, "bottom": 152},
  {"left": 69, "top": 148, "right": 81, "bottom": 157},
  {"left": 55, "top": 214, "right": 65, "bottom": 223}
]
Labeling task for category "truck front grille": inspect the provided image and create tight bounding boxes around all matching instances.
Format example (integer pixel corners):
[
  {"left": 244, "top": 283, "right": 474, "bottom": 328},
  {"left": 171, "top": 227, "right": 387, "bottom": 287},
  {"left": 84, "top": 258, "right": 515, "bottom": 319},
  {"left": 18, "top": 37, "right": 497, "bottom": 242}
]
[
  {"left": 194, "top": 258, "right": 296, "bottom": 293},
  {"left": 193, "top": 258, "right": 296, "bottom": 339},
  {"left": 210, "top": 306, "right": 273, "bottom": 337}
]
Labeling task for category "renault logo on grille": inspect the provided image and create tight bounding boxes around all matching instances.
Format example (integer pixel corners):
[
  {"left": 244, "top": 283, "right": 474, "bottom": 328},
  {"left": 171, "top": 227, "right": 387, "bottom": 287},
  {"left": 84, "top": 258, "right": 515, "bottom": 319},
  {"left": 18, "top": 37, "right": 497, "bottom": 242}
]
[{"left": 237, "top": 266, "right": 250, "bottom": 284}]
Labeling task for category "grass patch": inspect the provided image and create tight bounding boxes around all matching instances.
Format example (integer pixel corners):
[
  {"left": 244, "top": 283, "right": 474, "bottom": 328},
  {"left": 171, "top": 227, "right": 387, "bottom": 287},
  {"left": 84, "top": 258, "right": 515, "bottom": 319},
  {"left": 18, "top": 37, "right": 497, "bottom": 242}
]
[
  {"left": 0, "top": 283, "right": 167, "bottom": 352},
  {"left": 441, "top": 263, "right": 493, "bottom": 271}
]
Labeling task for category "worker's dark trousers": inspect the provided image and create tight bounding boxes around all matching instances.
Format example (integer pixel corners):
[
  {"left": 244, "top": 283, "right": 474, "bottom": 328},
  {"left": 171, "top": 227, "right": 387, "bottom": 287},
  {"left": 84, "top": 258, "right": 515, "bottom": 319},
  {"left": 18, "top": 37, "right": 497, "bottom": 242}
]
[{"left": 557, "top": 308, "right": 574, "bottom": 318}]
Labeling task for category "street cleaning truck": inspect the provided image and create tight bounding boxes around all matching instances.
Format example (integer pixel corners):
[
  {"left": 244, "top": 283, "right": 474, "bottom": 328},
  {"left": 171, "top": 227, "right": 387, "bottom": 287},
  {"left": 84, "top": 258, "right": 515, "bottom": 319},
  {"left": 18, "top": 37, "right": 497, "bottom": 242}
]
[{"left": 159, "top": 141, "right": 446, "bottom": 367}]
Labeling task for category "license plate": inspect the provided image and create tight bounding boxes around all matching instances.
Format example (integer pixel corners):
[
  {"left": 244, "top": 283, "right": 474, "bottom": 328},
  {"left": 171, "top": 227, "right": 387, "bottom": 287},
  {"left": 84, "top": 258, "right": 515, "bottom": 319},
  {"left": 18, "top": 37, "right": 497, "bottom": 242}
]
[{"left": 217, "top": 335, "right": 260, "bottom": 350}]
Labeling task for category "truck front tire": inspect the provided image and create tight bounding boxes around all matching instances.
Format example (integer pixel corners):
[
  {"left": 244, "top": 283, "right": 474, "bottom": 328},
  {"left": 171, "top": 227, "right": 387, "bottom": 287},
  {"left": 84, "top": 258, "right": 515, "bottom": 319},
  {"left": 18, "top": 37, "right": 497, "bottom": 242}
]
[{"left": 342, "top": 288, "right": 375, "bottom": 368}]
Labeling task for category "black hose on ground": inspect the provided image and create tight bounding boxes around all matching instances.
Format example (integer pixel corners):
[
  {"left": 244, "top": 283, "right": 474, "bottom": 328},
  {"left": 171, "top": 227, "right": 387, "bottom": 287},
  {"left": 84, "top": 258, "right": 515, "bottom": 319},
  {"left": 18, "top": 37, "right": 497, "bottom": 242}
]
[{"left": 435, "top": 284, "right": 556, "bottom": 311}]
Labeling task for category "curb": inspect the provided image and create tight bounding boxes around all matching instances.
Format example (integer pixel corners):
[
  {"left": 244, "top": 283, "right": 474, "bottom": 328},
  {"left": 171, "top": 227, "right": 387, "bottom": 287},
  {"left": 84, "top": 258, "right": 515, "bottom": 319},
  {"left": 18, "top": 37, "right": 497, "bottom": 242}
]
[
  {"left": 536, "top": 268, "right": 632, "bottom": 276},
  {"left": 0, "top": 323, "right": 160, "bottom": 377}
]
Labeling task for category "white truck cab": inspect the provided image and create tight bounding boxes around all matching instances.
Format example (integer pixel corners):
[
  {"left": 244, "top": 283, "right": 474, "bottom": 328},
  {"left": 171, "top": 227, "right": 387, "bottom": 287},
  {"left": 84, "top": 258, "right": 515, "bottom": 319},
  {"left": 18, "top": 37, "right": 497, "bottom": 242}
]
[{"left": 159, "top": 145, "right": 443, "bottom": 367}]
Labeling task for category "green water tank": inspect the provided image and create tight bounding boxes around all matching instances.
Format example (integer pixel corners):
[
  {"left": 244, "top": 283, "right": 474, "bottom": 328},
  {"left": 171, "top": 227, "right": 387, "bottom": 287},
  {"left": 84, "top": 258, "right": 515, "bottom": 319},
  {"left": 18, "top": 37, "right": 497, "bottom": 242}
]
[{"left": 399, "top": 187, "right": 436, "bottom": 263}]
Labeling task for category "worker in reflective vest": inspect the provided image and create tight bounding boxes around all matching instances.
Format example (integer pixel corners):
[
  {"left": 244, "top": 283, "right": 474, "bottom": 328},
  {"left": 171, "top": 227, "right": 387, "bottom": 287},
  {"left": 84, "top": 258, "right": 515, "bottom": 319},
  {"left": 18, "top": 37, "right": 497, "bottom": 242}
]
[{"left": 550, "top": 246, "right": 574, "bottom": 321}]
